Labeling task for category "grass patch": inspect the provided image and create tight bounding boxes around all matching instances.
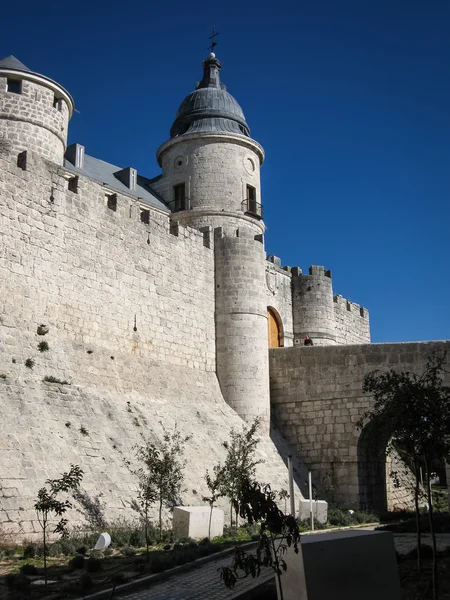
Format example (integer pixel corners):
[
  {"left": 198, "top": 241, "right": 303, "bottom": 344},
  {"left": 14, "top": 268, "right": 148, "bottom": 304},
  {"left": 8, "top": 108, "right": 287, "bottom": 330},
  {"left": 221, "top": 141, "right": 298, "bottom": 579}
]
[{"left": 25, "top": 358, "right": 35, "bottom": 369}]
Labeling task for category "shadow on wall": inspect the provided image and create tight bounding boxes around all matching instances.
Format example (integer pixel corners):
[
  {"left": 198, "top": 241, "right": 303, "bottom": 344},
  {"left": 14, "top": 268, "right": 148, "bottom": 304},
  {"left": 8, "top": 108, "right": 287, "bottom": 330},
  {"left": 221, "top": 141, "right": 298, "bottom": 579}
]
[
  {"left": 357, "top": 418, "right": 391, "bottom": 513},
  {"left": 270, "top": 423, "right": 310, "bottom": 499}
]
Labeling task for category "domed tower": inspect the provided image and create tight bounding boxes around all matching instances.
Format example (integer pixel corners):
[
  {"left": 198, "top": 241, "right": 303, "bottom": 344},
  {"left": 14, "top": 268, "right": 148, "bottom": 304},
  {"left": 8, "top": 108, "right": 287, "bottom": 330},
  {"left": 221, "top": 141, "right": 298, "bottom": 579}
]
[
  {"left": 155, "top": 54, "right": 270, "bottom": 432},
  {"left": 0, "top": 55, "right": 74, "bottom": 164}
]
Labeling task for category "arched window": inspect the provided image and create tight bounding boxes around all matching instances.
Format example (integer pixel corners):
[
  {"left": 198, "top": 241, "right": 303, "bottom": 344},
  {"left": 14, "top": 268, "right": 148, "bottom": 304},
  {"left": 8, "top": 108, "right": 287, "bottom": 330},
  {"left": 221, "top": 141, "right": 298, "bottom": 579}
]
[{"left": 267, "top": 307, "right": 284, "bottom": 348}]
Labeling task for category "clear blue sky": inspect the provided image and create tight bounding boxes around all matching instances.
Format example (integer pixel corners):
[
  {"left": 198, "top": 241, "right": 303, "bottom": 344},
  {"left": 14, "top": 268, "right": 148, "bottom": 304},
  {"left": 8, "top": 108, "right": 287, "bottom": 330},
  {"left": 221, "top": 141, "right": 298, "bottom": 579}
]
[{"left": 2, "top": 0, "right": 449, "bottom": 343}]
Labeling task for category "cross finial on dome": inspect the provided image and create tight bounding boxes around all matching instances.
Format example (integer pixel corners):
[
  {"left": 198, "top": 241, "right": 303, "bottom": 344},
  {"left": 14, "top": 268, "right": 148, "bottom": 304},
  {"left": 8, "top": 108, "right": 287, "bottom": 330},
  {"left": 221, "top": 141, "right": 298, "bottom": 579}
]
[{"left": 208, "top": 27, "right": 219, "bottom": 54}]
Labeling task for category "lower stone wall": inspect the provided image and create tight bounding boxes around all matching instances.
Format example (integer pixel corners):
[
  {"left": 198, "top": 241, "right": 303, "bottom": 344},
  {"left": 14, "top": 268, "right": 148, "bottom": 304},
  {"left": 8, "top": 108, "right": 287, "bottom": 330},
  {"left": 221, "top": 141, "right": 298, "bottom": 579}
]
[
  {"left": 269, "top": 341, "right": 450, "bottom": 511},
  {"left": 0, "top": 339, "right": 302, "bottom": 540}
]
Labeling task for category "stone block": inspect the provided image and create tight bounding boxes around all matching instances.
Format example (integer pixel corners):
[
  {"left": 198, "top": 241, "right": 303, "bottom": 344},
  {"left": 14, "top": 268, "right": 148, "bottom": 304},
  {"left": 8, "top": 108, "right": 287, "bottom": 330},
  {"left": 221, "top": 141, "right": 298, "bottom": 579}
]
[
  {"left": 173, "top": 506, "right": 224, "bottom": 539},
  {"left": 298, "top": 500, "right": 328, "bottom": 524},
  {"left": 277, "top": 530, "right": 401, "bottom": 600}
]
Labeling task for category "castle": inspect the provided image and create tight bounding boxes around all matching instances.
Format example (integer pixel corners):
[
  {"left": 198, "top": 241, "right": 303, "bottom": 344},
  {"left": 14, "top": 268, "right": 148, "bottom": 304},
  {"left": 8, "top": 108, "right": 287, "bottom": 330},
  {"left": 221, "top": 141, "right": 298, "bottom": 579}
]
[{"left": 0, "top": 53, "right": 448, "bottom": 537}]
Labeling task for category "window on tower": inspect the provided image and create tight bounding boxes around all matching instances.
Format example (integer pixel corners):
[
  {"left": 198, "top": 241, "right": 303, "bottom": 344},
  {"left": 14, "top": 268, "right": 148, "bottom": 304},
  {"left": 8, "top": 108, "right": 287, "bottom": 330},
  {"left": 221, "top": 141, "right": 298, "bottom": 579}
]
[
  {"left": 7, "top": 79, "right": 22, "bottom": 94},
  {"left": 173, "top": 183, "right": 186, "bottom": 212},
  {"left": 243, "top": 185, "right": 263, "bottom": 219}
]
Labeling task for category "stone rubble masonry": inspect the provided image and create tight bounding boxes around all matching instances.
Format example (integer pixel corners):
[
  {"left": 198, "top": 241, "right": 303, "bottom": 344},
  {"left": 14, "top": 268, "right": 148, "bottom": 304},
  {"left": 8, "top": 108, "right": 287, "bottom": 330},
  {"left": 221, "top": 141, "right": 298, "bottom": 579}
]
[
  {"left": 269, "top": 341, "right": 450, "bottom": 509},
  {"left": 0, "top": 145, "right": 301, "bottom": 538},
  {"left": 0, "top": 76, "right": 70, "bottom": 164}
]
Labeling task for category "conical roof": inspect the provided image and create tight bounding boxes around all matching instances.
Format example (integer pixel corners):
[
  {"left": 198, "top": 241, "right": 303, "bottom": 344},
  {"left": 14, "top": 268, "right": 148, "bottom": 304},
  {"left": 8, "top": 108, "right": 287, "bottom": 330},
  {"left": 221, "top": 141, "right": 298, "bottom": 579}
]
[
  {"left": 0, "top": 55, "right": 31, "bottom": 72},
  {"left": 170, "top": 54, "right": 250, "bottom": 138}
]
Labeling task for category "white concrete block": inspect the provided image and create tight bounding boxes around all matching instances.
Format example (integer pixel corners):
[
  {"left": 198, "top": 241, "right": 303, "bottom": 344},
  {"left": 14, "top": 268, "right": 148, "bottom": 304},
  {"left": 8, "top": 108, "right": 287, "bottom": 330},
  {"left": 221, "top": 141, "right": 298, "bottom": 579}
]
[
  {"left": 277, "top": 530, "right": 401, "bottom": 600},
  {"left": 298, "top": 499, "right": 328, "bottom": 524},
  {"left": 173, "top": 506, "right": 224, "bottom": 539}
]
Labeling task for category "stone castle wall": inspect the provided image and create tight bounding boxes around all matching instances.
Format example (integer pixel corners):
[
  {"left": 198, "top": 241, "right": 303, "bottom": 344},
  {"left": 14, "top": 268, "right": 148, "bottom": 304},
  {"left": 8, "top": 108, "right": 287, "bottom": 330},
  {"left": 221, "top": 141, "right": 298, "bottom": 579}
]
[
  {"left": 269, "top": 341, "right": 450, "bottom": 510},
  {"left": 0, "top": 146, "right": 301, "bottom": 538},
  {"left": 0, "top": 76, "right": 70, "bottom": 163},
  {"left": 333, "top": 295, "right": 370, "bottom": 344},
  {"left": 265, "top": 260, "right": 294, "bottom": 347},
  {"left": 0, "top": 148, "right": 216, "bottom": 371}
]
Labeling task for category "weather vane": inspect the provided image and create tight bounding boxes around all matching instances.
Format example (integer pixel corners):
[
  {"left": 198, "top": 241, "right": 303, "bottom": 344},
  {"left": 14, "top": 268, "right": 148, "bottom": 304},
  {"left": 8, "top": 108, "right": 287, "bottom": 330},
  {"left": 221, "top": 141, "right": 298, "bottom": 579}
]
[{"left": 208, "top": 27, "right": 219, "bottom": 53}]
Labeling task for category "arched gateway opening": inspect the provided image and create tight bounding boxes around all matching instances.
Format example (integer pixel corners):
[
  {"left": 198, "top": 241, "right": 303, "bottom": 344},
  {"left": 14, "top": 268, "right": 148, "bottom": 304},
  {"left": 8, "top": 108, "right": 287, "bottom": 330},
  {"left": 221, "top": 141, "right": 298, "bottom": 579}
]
[
  {"left": 357, "top": 421, "right": 417, "bottom": 513},
  {"left": 268, "top": 307, "right": 284, "bottom": 348}
]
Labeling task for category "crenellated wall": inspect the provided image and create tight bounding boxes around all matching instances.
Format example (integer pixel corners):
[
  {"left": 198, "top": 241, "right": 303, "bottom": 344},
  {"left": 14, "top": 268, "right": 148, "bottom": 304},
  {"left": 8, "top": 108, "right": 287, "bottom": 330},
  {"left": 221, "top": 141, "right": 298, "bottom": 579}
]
[
  {"left": 0, "top": 147, "right": 216, "bottom": 371},
  {"left": 333, "top": 295, "right": 370, "bottom": 344}
]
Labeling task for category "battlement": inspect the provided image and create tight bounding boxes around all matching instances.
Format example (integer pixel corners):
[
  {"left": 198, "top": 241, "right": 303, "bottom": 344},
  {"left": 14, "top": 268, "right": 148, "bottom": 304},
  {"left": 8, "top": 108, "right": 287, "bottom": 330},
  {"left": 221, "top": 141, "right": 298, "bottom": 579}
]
[
  {"left": 290, "top": 265, "right": 332, "bottom": 278},
  {"left": 333, "top": 295, "right": 368, "bottom": 319},
  {"left": 0, "top": 145, "right": 213, "bottom": 256}
]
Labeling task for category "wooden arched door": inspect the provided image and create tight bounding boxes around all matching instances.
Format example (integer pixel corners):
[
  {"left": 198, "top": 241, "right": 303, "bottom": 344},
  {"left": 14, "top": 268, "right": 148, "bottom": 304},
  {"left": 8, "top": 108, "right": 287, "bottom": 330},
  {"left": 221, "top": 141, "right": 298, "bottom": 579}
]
[{"left": 268, "top": 307, "right": 283, "bottom": 348}]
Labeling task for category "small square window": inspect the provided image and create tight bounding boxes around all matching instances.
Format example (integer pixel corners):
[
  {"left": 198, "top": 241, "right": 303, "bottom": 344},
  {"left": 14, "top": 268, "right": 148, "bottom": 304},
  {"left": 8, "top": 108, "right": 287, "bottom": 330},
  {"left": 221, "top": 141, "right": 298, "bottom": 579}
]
[
  {"left": 68, "top": 176, "right": 78, "bottom": 193},
  {"left": 7, "top": 79, "right": 22, "bottom": 94},
  {"left": 140, "top": 208, "right": 150, "bottom": 224},
  {"left": 106, "top": 193, "right": 117, "bottom": 211}
]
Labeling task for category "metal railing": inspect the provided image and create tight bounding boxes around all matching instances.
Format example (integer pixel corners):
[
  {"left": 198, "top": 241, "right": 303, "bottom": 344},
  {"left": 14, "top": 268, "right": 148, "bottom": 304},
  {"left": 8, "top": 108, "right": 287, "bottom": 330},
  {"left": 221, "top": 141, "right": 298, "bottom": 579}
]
[
  {"left": 167, "top": 197, "right": 191, "bottom": 212},
  {"left": 242, "top": 199, "right": 264, "bottom": 219}
]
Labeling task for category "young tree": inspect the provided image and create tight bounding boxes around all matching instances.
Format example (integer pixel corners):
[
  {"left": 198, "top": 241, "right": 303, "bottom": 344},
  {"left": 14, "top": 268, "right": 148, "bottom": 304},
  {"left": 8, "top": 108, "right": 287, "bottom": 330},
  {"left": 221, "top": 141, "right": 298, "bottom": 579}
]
[
  {"left": 219, "top": 479, "right": 300, "bottom": 600},
  {"left": 135, "top": 469, "right": 157, "bottom": 558},
  {"left": 202, "top": 465, "right": 226, "bottom": 539},
  {"left": 135, "top": 423, "right": 190, "bottom": 541},
  {"left": 219, "top": 418, "right": 263, "bottom": 528},
  {"left": 35, "top": 465, "right": 83, "bottom": 586},
  {"left": 360, "top": 352, "right": 450, "bottom": 600}
]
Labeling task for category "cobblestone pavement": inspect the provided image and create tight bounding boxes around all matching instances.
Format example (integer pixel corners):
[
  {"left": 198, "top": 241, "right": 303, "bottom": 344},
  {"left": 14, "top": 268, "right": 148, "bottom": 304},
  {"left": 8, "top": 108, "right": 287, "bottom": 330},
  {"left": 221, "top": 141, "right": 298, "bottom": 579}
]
[{"left": 116, "top": 552, "right": 273, "bottom": 600}]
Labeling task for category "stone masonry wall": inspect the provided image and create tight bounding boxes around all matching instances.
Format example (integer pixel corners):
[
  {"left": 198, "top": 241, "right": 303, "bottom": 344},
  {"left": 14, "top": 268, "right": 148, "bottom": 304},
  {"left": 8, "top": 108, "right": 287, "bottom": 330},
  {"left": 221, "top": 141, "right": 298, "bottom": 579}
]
[
  {"left": 333, "top": 295, "right": 370, "bottom": 344},
  {"left": 0, "top": 148, "right": 216, "bottom": 370},
  {"left": 155, "top": 135, "right": 263, "bottom": 214},
  {"left": 269, "top": 341, "right": 450, "bottom": 510},
  {"left": 0, "top": 77, "right": 70, "bottom": 164},
  {"left": 0, "top": 146, "right": 302, "bottom": 538},
  {"left": 265, "top": 259, "right": 293, "bottom": 347}
]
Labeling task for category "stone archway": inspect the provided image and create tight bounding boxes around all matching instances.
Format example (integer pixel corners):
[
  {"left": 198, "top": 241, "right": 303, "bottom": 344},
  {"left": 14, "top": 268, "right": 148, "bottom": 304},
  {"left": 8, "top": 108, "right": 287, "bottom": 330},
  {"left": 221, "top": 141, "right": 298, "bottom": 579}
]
[
  {"left": 357, "top": 420, "right": 390, "bottom": 512},
  {"left": 268, "top": 307, "right": 284, "bottom": 348}
]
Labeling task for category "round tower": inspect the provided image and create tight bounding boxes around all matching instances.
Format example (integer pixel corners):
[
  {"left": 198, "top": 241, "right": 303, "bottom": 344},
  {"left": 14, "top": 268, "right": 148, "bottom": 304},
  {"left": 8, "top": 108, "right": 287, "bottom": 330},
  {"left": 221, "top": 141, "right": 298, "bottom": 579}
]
[
  {"left": 0, "top": 55, "right": 73, "bottom": 164},
  {"left": 292, "top": 266, "right": 337, "bottom": 346},
  {"left": 157, "top": 54, "right": 270, "bottom": 432}
]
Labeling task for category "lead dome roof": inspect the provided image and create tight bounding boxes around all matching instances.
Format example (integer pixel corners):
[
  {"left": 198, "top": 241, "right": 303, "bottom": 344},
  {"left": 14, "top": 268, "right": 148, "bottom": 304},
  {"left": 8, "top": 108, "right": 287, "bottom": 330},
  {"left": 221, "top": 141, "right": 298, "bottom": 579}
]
[{"left": 170, "top": 54, "right": 250, "bottom": 138}]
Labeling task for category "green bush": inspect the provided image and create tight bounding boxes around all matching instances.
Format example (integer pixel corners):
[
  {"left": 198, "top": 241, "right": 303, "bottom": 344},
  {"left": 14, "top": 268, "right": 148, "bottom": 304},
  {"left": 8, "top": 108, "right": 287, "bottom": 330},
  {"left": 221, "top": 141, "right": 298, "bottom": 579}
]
[
  {"left": 23, "top": 543, "right": 36, "bottom": 559},
  {"left": 69, "top": 554, "right": 85, "bottom": 569},
  {"left": 120, "top": 545, "right": 137, "bottom": 556},
  {"left": 20, "top": 563, "right": 38, "bottom": 575}
]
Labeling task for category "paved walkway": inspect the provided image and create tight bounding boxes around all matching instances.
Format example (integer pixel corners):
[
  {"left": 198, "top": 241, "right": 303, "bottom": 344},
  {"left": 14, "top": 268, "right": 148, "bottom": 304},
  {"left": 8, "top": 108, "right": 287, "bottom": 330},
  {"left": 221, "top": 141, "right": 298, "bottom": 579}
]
[
  {"left": 115, "top": 551, "right": 273, "bottom": 600},
  {"left": 104, "top": 532, "right": 450, "bottom": 600}
]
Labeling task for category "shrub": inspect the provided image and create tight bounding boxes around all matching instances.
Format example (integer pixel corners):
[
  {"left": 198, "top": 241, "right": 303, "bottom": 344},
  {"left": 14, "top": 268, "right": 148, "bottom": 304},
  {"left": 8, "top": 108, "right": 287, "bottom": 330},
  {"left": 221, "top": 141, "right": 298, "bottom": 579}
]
[
  {"left": 163, "top": 543, "right": 172, "bottom": 551},
  {"left": 20, "top": 563, "right": 38, "bottom": 575},
  {"left": 23, "top": 543, "right": 36, "bottom": 559},
  {"left": 120, "top": 545, "right": 137, "bottom": 557},
  {"left": 69, "top": 554, "right": 85, "bottom": 569},
  {"left": 86, "top": 557, "right": 102, "bottom": 572},
  {"left": 38, "top": 341, "right": 49, "bottom": 352},
  {"left": 25, "top": 358, "right": 35, "bottom": 369},
  {"left": 0, "top": 373, "right": 6, "bottom": 379}
]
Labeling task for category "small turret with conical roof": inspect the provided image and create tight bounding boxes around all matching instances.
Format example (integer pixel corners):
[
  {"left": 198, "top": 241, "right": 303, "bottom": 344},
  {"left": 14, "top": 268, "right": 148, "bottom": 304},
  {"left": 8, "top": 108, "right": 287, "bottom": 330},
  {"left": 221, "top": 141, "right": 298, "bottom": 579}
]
[{"left": 0, "top": 55, "right": 74, "bottom": 163}]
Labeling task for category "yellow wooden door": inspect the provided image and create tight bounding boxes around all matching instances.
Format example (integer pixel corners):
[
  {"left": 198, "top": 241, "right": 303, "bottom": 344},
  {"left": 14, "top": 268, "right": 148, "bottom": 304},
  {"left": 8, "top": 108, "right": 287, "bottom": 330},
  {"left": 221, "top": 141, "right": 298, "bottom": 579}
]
[{"left": 268, "top": 309, "right": 280, "bottom": 348}]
